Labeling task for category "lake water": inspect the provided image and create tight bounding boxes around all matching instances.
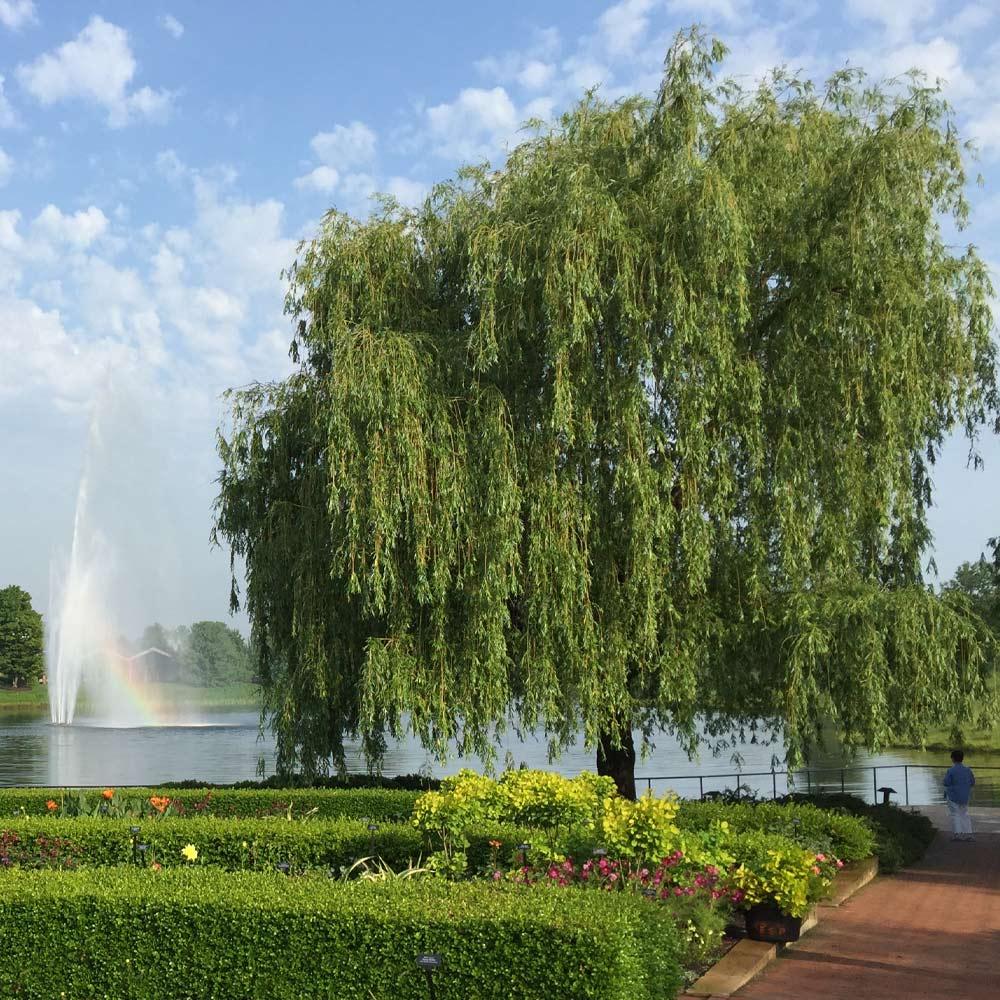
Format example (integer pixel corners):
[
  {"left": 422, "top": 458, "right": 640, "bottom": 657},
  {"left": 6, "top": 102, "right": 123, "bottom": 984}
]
[{"left": 1, "top": 708, "right": 997, "bottom": 806}]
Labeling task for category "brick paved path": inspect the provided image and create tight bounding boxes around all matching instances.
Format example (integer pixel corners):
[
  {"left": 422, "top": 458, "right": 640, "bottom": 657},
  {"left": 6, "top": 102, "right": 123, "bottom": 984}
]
[{"left": 736, "top": 827, "right": 1000, "bottom": 1000}]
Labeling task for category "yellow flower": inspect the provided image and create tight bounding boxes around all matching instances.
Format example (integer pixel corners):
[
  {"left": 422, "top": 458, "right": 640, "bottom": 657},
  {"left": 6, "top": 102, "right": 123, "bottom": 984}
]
[{"left": 181, "top": 844, "right": 198, "bottom": 862}]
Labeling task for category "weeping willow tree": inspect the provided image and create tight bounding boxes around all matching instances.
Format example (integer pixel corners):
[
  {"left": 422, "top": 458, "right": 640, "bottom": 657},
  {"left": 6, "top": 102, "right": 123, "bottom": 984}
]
[{"left": 215, "top": 33, "right": 999, "bottom": 795}]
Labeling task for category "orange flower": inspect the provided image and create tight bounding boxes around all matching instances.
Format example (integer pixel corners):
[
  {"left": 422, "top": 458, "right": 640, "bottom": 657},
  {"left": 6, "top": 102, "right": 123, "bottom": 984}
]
[
  {"left": 149, "top": 796, "right": 171, "bottom": 813},
  {"left": 102, "top": 788, "right": 114, "bottom": 800},
  {"left": 151, "top": 862, "right": 162, "bottom": 872},
  {"left": 45, "top": 800, "right": 58, "bottom": 812}
]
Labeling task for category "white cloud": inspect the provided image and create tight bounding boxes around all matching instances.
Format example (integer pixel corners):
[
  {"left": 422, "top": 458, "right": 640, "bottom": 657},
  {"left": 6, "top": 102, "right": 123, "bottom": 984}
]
[
  {"left": 599, "top": 0, "right": 655, "bottom": 57},
  {"left": 517, "top": 60, "right": 555, "bottom": 90},
  {"left": 665, "top": 0, "right": 751, "bottom": 24},
  {"left": 117, "top": 86, "right": 173, "bottom": 126},
  {"left": 0, "top": 296, "right": 128, "bottom": 409},
  {"left": 560, "top": 56, "right": 610, "bottom": 93},
  {"left": 0, "top": 76, "right": 18, "bottom": 128},
  {"left": 0, "top": 148, "right": 11, "bottom": 187},
  {"left": 32, "top": 205, "right": 108, "bottom": 248},
  {"left": 0, "top": 0, "right": 35, "bottom": 30},
  {"left": 426, "top": 86, "right": 519, "bottom": 160},
  {"left": 17, "top": 16, "right": 173, "bottom": 127},
  {"left": 859, "top": 37, "right": 974, "bottom": 97},
  {"left": 944, "top": 3, "right": 994, "bottom": 36},
  {"left": 475, "top": 28, "right": 561, "bottom": 90},
  {"left": 294, "top": 165, "right": 340, "bottom": 193},
  {"left": 338, "top": 172, "right": 378, "bottom": 207},
  {"left": 845, "top": 0, "right": 936, "bottom": 38},
  {"left": 385, "top": 176, "right": 428, "bottom": 207},
  {"left": 967, "top": 107, "right": 1000, "bottom": 158},
  {"left": 160, "top": 14, "right": 184, "bottom": 39},
  {"left": 310, "top": 121, "right": 377, "bottom": 170}
]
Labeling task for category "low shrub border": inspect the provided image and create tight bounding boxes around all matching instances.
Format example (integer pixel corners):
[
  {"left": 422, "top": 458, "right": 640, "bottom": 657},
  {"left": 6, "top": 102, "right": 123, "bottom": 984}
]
[
  {"left": 0, "top": 786, "right": 421, "bottom": 822},
  {"left": 675, "top": 800, "right": 877, "bottom": 862},
  {"left": 784, "top": 794, "right": 934, "bottom": 872},
  {"left": 0, "top": 869, "right": 685, "bottom": 1000}
]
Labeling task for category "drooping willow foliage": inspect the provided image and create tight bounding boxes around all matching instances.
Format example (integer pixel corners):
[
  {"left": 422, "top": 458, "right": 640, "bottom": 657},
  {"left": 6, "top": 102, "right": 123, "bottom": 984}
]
[{"left": 215, "top": 33, "right": 999, "bottom": 785}]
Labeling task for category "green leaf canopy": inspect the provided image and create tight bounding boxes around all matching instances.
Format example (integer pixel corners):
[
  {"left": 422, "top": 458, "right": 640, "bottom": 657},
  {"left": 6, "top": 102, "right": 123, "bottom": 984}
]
[
  {"left": 0, "top": 585, "right": 44, "bottom": 688},
  {"left": 215, "top": 34, "right": 999, "bottom": 780}
]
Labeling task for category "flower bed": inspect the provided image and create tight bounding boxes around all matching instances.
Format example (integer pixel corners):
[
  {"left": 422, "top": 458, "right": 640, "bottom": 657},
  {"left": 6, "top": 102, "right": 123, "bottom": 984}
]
[
  {"left": 0, "top": 786, "right": 420, "bottom": 822},
  {"left": 0, "top": 816, "right": 557, "bottom": 874},
  {"left": 0, "top": 868, "right": 685, "bottom": 1000}
]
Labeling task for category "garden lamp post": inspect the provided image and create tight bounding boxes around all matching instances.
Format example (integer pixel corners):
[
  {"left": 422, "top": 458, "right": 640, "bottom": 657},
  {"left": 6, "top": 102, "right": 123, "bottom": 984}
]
[
  {"left": 130, "top": 826, "right": 140, "bottom": 866},
  {"left": 517, "top": 843, "right": 530, "bottom": 868},
  {"left": 276, "top": 861, "right": 290, "bottom": 875},
  {"left": 415, "top": 953, "right": 442, "bottom": 1000}
]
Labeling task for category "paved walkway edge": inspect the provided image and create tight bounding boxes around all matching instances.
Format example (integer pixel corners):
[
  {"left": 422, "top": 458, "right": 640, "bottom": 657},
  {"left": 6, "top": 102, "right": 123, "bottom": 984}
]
[{"left": 684, "top": 858, "right": 879, "bottom": 998}]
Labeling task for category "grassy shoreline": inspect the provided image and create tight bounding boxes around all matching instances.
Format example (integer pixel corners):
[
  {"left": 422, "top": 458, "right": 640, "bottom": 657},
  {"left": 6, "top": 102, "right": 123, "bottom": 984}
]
[{"left": 0, "top": 682, "right": 261, "bottom": 713}]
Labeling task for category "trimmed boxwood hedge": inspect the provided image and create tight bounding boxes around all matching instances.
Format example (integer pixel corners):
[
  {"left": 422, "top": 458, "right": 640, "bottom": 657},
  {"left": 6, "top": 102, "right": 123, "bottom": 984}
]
[
  {"left": 0, "top": 816, "right": 537, "bottom": 873},
  {"left": 676, "top": 800, "right": 877, "bottom": 862},
  {"left": 0, "top": 868, "right": 684, "bottom": 1000},
  {"left": 0, "top": 786, "right": 421, "bottom": 822}
]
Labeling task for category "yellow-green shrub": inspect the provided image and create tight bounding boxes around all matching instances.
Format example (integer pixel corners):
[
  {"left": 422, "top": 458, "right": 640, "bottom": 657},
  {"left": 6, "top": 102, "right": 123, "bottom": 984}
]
[
  {"left": 600, "top": 793, "right": 681, "bottom": 862},
  {"left": 726, "top": 830, "right": 828, "bottom": 917}
]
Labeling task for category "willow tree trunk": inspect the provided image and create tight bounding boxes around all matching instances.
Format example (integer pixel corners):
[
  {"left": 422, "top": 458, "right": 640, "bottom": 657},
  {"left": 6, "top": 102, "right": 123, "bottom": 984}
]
[{"left": 597, "top": 726, "right": 637, "bottom": 800}]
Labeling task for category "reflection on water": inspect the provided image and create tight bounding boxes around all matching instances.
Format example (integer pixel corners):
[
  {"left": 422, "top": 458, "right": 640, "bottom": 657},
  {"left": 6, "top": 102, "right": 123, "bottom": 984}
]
[{"left": 0, "top": 708, "right": 997, "bottom": 804}]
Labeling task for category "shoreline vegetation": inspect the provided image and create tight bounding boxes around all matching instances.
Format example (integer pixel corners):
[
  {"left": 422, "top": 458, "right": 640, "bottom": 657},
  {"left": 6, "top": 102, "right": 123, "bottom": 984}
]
[
  {"left": 0, "top": 682, "right": 260, "bottom": 713},
  {"left": 3, "top": 681, "right": 998, "bottom": 752}
]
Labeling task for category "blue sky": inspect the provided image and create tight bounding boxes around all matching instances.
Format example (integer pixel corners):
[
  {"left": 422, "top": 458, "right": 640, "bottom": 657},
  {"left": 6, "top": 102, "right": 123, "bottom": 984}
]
[{"left": 1, "top": 0, "right": 999, "bottom": 631}]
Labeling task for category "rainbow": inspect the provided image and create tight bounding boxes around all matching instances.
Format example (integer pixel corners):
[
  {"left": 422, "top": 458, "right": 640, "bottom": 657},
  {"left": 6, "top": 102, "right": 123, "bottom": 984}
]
[{"left": 91, "top": 641, "right": 168, "bottom": 726}]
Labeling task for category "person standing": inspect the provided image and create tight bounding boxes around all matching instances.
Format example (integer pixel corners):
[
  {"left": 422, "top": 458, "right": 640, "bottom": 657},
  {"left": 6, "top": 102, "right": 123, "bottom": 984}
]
[{"left": 943, "top": 749, "right": 975, "bottom": 842}]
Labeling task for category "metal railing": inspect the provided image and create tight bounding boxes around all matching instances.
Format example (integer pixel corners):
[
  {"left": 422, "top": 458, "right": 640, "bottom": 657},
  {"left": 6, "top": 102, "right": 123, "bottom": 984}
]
[{"left": 636, "top": 764, "right": 1000, "bottom": 806}]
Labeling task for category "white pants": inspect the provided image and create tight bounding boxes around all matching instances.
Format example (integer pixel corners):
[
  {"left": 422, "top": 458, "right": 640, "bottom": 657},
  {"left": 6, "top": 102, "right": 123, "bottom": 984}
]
[{"left": 947, "top": 799, "right": 973, "bottom": 838}]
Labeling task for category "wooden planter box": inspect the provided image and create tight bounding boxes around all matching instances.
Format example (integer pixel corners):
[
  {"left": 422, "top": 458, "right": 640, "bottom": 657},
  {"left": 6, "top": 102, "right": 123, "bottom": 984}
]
[{"left": 745, "top": 902, "right": 803, "bottom": 943}]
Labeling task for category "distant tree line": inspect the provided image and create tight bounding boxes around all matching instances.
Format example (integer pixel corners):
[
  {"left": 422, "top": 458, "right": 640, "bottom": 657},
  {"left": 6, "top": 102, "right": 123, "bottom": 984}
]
[{"left": 129, "top": 621, "right": 254, "bottom": 687}]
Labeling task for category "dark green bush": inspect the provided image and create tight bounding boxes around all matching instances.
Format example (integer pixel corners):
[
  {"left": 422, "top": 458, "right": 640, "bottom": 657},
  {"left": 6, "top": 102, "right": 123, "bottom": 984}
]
[
  {"left": 676, "top": 800, "right": 877, "bottom": 862},
  {"left": 164, "top": 772, "right": 441, "bottom": 791},
  {"left": 0, "top": 786, "right": 420, "bottom": 822},
  {"left": 784, "top": 794, "right": 934, "bottom": 872},
  {"left": 0, "top": 869, "right": 684, "bottom": 1000}
]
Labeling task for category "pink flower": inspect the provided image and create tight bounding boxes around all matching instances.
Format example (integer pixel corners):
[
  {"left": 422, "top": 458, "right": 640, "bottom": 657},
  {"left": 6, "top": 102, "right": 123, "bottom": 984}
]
[
  {"left": 815, "top": 853, "right": 826, "bottom": 862},
  {"left": 811, "top": 865, "right": 821, "bottom": 875},
  {"left": 492, "top": 871, "right": 502, "bottom": 881},
  {"left": 836, "top": 860, "right": 845, "bottom": 869}
]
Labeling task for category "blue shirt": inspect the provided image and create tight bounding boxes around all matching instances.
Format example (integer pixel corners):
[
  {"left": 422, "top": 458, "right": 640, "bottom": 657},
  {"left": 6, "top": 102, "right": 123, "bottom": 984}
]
[{"left": 944, "top": 763, "right": 975, "bottom": 805}]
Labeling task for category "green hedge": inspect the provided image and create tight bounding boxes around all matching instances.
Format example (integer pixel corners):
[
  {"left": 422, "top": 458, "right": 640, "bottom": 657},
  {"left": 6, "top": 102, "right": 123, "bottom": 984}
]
[
  {"left": 0, "top": 869, "right": 683, "bottom": 1000},
  {"left": 0, "top": 816, "right": 540, "bottom": 873},
  {"left": 676, "top": 800, "right": 877, "bottom": 862},
  {"left": 785, "top": 794, "right": 934, "bottom": 872},
  {"left": 0, "top": 786, "right": 420, "bottom": 822}
]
